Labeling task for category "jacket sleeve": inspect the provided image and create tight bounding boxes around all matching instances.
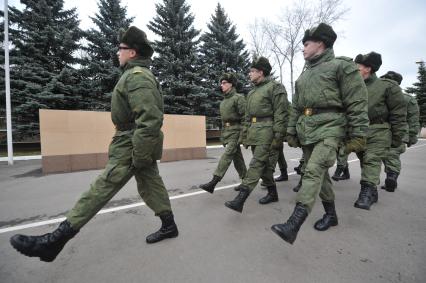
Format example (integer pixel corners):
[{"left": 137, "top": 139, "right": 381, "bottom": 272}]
[
  {"left": 237, "top": 95, "right": 247, "bottom": 138},
  {"left": 407, "top": 95, "right": 420, "bottom": 143},
  {"left": 126, "top": 73, "right": 164, "bottom": 164},
  {"left": 287, "top": 84, "right": 300, "bottom": 136},
  {"left": 386, "top": 84, "right": 407, "bottom": 144},
  {"left": 338, "top": 61, "right": 369, "bottom": 138},
  {"left": 272, "top": 83, "right": 288, "bottom": 139}
]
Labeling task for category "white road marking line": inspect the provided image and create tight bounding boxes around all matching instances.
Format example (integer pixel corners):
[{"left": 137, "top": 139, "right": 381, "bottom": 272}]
[{"left": 1, "top": 142, "right": 425, "bottom": 234}]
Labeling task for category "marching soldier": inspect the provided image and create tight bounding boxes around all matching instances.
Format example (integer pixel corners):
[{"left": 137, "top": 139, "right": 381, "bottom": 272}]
[
  {"left": 381, "top": 71, "right": 420, "bottom": 192},
  {"left": 353, "top": 53, "right": 407, "bottom": 209},
  {"left": 199, "top": 73, "right": 247, "bottom": 193},
  {"left": 271, "top": 23, "right": 369, "bottom": 244},
  {"left": 225, "top": 57, "right": 289, "bottom": 213},
  {"left": 10, "top": 26, "right": 178, "bottom": 262}
]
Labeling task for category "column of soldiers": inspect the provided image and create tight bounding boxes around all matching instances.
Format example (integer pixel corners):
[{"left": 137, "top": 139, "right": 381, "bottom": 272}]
[{"left": 9, "top": 22, "right": 420, "bottom": 263}]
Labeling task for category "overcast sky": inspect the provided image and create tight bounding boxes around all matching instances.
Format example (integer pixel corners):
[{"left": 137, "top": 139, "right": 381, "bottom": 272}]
[{"left": 7, "top": 0, "right": 426, "bottom": 91}]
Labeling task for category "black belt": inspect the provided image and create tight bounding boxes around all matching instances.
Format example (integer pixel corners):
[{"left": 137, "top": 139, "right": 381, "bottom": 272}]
[
  {"left": 223, "top": 121, "right": 240, "bottom": 127},
  {"left": 303, "top": 107, "right": 343, "bottom": 116},
  {"left": 115, "top": 122, "right": 135, "bottom": 131},
  {"left": 369, "top": 117, "right": 386, "bottom": 125},
  {"left": 251, "top": 116, "right": 273, "bottom": 123}
]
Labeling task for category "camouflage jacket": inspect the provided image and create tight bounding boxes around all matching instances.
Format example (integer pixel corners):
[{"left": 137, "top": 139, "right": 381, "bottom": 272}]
[
  {"left": 364, "top": 74, "right": 407, "bottom": 144},
  {"left": 288, "top": 48, "right": 369, "bottom": 145},
  {"left": 244, "top": 78, "right": 289, "bottom": 145},
  {"left": 403, "top": 93, "right": 420, "bottom": 144},
  {"left": 111, "top": 58, "right": 164, "bottom": 162},
  {"left": 220, "top": 88, "right": 246, "bottom": 144}
]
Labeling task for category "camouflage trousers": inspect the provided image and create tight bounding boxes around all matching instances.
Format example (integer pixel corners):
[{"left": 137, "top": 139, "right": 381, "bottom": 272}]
[
  {"left": 296, "top": 138, "right": 340, "bottom": 213},
  {"left": 356, "top": 126, "right": 391, "bottom": 186},
  {"left": 213, "top": 140, "right": 247, "bottom": 179},
  {"left": 276, "top": 144, "right": 288, "bottom": 171},
  {"left": 241, "top": 145, "right": 279, "bottom": 191},
  {"left": 382, "top": 144, "right": 406, "bottom": 174},
  {"left": 66, "top": 133, "right": 172, "bottom": 230},
  {"left": 336, "top": 144, "right": 349, "bottom": 167}
]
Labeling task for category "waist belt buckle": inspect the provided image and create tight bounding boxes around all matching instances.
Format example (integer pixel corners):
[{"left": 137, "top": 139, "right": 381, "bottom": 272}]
[
  {"left": 225, "top": 122, "right": 231, "bottom": 127},
  {"left": 304, "top": 108, "right": 313, "bottom": 116},
  {"left": 252, "top": 117, "right": 257, "bottom": 123}
]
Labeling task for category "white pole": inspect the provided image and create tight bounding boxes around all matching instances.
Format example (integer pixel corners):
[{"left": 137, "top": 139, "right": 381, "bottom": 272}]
[{"left": 4, "top": 0, "right": 14, "bottom": 165}]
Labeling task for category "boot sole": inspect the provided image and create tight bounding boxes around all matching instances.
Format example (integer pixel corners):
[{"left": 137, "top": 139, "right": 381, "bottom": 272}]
[
  {"left": 259, "top": 198, "right": 279, "bottom": 205},
  {"left": 10, "top": 238, "right": 57, "bottom": 262},
  {"left": 385, "top": 179, "right": 397, "bottom": 191},
  {"left": 224, "top": 202, "right": 243, "bottom": 213},
  {"left": 271, "top": 226, "right": 295, "bottom": 244},
  {"left": 199, "top": 187, "right": 214, "bottom": 194},
  {"left": 146, "top": 230, "right": 179, "bottom": 244},
  {"left": 354, "top": 202, "right": 371, "bottom": 210}
]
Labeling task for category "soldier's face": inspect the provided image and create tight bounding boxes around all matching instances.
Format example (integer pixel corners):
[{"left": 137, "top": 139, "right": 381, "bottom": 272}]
[
  {"left": 303, "top": 40, "right": 323, "bottom": 60},
  {"left": 249, "top": 68, "right": 263, "bottom": 84},
  {"left": 220, "top": 81, "right": 232, "bottom": 94},
  {"left": 117, "top": 44, "right": 137, "bottom": 66},
  {"left": 357, "top": 64, "right": 371, "bottom": 79}
]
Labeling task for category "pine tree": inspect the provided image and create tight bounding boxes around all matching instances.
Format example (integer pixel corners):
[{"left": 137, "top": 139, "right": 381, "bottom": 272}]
[
  {"left": 80, "top": 0, "right": 134, "bottom": 111},
  {"left": 407, "top": 61, "right": 426, "bottom": 127},
  {"left": 148, "top": 0, "right": 206, "bottom": 115},
  {"left": 199, "top": 3, "right": 251, "bottom": 128},
  {"left": 3, "top": 0, "right": 83, "bottom": 140}
]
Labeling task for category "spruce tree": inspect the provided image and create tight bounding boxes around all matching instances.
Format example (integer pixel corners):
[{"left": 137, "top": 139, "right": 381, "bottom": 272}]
[
  {"left": 199, "top": 3, "right": 251, "bottom": 127},
  {"left": 80, "top": 0, "right": 134, "bottom": 111},
  {"left": 407, "top": 61, "right": 426, "bottom": 127},
  {"left": 148, "top": 0, "right": 206, "bottom": 115},
  {"left": 3, "top": 0, "right": 83, "bottom": 140}
]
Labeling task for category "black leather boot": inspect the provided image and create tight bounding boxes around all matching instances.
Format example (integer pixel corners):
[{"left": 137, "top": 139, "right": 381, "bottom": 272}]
[
  {"left": 199, "top": 175, "right": 221, "bottom": 193},
  {"left": 225, "top": 186, "right": 250, "bottom": 213},
  {"left": 331, "top": 166, "right": 344, "bottom": 181},
  {"left": 294, "top": 160, "right": 304, "bottom": 175},
  {"left": 274, "top": 169, "right": 288, "bottom": 182},
  {"left": 259, "top": 185, "right": 279, "bottom": 204},
  {"left": 314, "top": 201, "right": 338, "bottom": 231},
  {"left": 341, "top": 166, "right": 350, "bottom": 180},
  {"left": 146, "top": 212, "right": 179, "bottom": 244},
  {"left": 10, "top": 220, "right": 79, "bottom": 262},
  {"left": 271, "top": 203, "right": 309, "bottom": 244},
  {"left": 383, "top": 171, "right": 398, "bottom": 192},
  {"left": 293, "top": 176, "right": 302, "bottom": 192},
  {"left": 354, "top": 182, "right": 377, "bottom": 210}
]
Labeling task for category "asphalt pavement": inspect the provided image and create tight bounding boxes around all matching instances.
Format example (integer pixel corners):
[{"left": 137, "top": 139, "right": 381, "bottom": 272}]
[{"left": 1, "top": 142, "right": 425, "bottom": 283}]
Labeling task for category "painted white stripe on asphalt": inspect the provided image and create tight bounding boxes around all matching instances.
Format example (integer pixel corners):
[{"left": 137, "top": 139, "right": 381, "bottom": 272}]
[
  {"left": 1, "top": 141, "right": 425, "bottom": 234},
  {"left": 0, "top": 155, "right": 42, "bottom": 162}
]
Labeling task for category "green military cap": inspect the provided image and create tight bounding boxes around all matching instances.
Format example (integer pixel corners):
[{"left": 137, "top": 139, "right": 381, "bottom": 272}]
[
  {"left": 220, "top": 72, "right": 238, "bottom": 86},
  {"left": 354, "top": 52, "right": 382, "bottom": 72},
  {"left": 251, "top": 56, "right": 272, "bottom": 76},
  {"left": 118, "top": 26, "right": 154, "bottom": 58},
  {"left": 380, "top": 71, "right": 403, "bottom": 85},
  {"left": 302, "top": 23, "right": 337, "bottom": 48}
]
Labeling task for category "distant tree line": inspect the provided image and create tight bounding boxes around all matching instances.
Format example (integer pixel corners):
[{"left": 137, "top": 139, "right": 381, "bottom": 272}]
[{"left": 0, "top": 0, "right": 250, "bottom": 141}]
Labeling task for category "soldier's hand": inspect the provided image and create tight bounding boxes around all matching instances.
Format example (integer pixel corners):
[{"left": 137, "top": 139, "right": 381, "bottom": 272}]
[
  {"left": 270, "top": 136, "right": 283, "bottom": 150},
  {"left": 344, "top": 137, "right": 366, "bottom": 154},
  {"left": 391, "top": 136, "right": 402, "bottom": 148},
  {"left": 286, "top": 134, "right": 300, "bottom": 148}
]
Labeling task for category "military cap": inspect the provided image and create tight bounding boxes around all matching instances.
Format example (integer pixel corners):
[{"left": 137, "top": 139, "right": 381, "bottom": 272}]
[
  {"left": 118, "top": 26, "right": 154, "bottom": 58},
  {"left": 354, "top": 52, "right": 382, "bottom": 72},
  {"left": 251, "top": 57, "right": 272, "bottom": 76},
  {"left": 302, "top": 23, "right": 337, "bottom": 48},
  {"left": 380, "top": 71, "right": 403, "bottom": 85},
  {"left": 220, "top": 73, "right": 238, "bottom": 86}
]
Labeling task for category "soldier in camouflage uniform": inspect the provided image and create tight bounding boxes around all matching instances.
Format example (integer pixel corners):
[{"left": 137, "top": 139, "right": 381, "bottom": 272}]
[
  {"left": 10, "top": 26, "right": 178, "bottom": 262},
  {"left": 353, "top": 53, "right": 407, "bottom": 210},
  {"left": 199, "top": 73, "right": 247, "bottom": 193},
  {"left": 225, "top": 57, "right": 289, "bottom": 213},
  {"left": 332, "top": 144, "right": 350, "bottom": 181},
  {"left": 271, "top": 23, "right": 369, "bottom": 245},
  {"left": 380, "top": 71, "right": 420, "bottom": 192}
]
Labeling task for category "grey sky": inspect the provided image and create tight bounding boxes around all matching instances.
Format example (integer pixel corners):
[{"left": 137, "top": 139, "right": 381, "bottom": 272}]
[{"left": 6, "top": 0, "right": 426, "bottom": 90}]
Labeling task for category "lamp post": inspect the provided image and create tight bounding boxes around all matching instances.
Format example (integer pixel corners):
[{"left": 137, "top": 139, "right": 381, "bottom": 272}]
[{"left": 4, "top": 0, "right": 14, "bottom": 165}]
